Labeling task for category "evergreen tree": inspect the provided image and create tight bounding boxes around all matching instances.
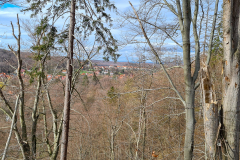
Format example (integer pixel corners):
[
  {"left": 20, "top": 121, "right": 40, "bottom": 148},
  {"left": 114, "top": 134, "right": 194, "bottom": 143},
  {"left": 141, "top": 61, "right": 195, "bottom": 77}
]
[
  {"left": 24, "top": 0, "right": 119, "bottom": 61},
  {"left": 82, "top": 75, "right": 89, "bottom": 86},
  {"left": 107, "top": 86, "right": 117, "bottom": 104}
]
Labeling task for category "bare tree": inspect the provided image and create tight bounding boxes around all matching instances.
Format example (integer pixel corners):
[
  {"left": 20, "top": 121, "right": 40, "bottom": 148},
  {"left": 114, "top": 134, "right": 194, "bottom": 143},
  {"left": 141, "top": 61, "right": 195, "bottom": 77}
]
[
  {"left": 129, "top": 1, "right": 196, "bottom": 159},
  {"left": 8, "top": 14, "right": 31, "bottom": 160},
  {"left": 200, "top": 65, "right": 219, "bottom": 159},
  {"left": 127, "top": 0, "right": 219, "bottom": 159},
  {"left": 222, "top": 0, "right": 240, "bottom": 159},
  {"left": 0, "top": 14, "right": 65, "bottom": 160}
]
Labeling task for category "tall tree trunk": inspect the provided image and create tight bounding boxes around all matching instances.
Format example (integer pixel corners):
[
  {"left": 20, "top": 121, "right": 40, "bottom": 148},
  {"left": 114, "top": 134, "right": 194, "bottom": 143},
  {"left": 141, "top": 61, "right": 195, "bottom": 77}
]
[
  {"left": 110, "top": 127, "right": 115, "bottom": 160},
  {"left": 142, "top": 108, "right": 146, "bottom": 160},
  {"left": 60, "top": 0, "right": 75, "bottom": 159},
  {"left": 44, "top": 86, "right": 63, "bottom": 160},
  {"left": 181, "top": 1, "right": 196, "bottom": 158},
  {"left": 184, "top": 84, "right": 195, "bottom": 160},
  {"left": 31, "top": 70, "right": 42, "bottom": 158},
  {"left": 222, "top": 0, "right": 240, "bottom": 159}
]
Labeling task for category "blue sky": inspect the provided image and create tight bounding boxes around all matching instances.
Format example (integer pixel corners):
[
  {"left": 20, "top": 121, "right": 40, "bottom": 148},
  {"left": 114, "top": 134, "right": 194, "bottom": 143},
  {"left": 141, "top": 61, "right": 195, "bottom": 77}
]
[
  {"left": 1, "top": 3, "right": 20, "bottom": 9},
  {"left": 0, "top": 0, "right": 147, "bottom": 62},
  {"left": 0, "top": 0, "right": 220, "bottom": 62}
]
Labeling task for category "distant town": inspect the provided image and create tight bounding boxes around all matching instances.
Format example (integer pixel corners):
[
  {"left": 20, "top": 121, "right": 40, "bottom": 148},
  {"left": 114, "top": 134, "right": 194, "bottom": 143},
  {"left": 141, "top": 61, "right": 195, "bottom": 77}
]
[{"left": 0, "top": 63, "right": 151, "bottom": 85}]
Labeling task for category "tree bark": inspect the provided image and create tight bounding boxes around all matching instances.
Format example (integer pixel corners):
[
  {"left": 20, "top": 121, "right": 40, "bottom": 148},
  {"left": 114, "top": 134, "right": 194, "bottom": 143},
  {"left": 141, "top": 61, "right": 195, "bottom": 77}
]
[
  {"left": 60, "top": 0, "right": 75, "bottom": 159},
  {"left": 222, "top": 0, "right": 240, "bottom": 159}
]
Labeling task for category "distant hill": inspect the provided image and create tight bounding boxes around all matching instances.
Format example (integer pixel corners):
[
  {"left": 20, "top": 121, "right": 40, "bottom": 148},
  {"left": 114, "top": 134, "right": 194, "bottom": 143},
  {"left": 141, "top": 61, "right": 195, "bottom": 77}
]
[
  {"left": 0, "top": 49, "right": 23, "bottom": 73},
  {"left": 90, "top": 60, "right": 132, "bottom": 66},
  {"left": 0, "top": 49, "right": 46, "bottom": 73},
  {"left": 0, "top": 49, "right": 136, "bottom": 74}
]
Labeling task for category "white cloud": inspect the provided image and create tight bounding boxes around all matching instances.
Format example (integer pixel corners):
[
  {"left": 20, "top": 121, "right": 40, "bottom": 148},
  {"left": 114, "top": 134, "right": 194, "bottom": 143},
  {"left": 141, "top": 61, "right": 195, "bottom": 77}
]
[{"left": 0, "top": 0, "right": 155, "bottom": 62}]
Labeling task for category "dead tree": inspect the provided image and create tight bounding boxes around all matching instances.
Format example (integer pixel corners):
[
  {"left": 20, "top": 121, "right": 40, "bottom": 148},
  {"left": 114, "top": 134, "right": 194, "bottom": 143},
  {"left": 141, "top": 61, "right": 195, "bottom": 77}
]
[{"left": 200, "top": 65, "right": 219, "bottom": 159}]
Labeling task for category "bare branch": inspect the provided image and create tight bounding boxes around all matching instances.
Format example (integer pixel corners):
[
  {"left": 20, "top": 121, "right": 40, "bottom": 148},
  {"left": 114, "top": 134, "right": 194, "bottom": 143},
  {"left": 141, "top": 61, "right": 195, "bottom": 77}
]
[
  {"left": 8, "top": 45, "right": 16, "bottom": 56},
  {"left": 128, "top": 16, "right": 182, "bottom": 47},
  {"left": 146, "top": 97, "right": 181, "bottom": 108},
  {"left": 175, "top": 0, "right": 184, "bottom": 32},
  {"left": 117, "top": 87, "right": 172, "bottom": 95},
  {"left": 123, "top": 121, "right": 137, "bottom": 140},
  {"left": 162, "top": 0, "right": 178, "bottom": 16},
  {"left": 192, "top": 0, "right": 200, "bottom": 82},
  {"left": 129, "top": 1, "right": 185, "bottom": 105},
  {"left": 4, "top": 59, "right": 17, "bottom": 70},
  {"left": 0, "top": 88, "right": 14, "bottom": 117},
  {"left": 10, "top": 22, "right": 18, "bottom": 40},
  {"left": 70, "top": 109, "right": 91, "bottom": 136}
]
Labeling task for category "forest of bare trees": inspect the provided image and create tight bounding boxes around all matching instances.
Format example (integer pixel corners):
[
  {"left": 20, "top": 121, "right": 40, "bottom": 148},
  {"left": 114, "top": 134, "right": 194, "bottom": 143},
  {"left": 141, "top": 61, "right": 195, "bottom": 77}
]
[{"left": 1, "top": 0, "right": 240, "bottom": 160}]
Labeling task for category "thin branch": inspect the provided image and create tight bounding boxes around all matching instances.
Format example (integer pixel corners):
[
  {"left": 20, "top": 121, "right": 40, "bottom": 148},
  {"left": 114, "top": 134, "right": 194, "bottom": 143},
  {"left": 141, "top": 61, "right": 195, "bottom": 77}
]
[
  {"left": 70, "top": 109, "right": 91, "bottom": 138},
  {"left": 206, "top": 0, "right": 220, "bottom": 65},
  {"left": 146, "top": 97, "right": 180, "bottom": 108},
  {"left": 192, "top": 0, "right": 200, "bottom": 82},
  {"left": 115, "top": 121, "right": 123, "bottom": 134},
  {"left": 0, "top": 87, "right": 14, "bottom": 117},
  {"left": 8, "top": 45, "right": 16, "bottom": 56},
  {"left": 123, "top": 121, "right": 137, "bottom": 140},
  {"left": 73, "top": 35, "right": 90, "bottom": 56},
  {"left": 117, "top": 87, "right": 171, "bottom": 95},
  {"left": 129, "top": 1, "right": 185, "bottom": 106},
  {"left": 198, "top": 0, "right": 204, "bottom": 39},
  {"left": 10, "top": 22, "right": 18, "bottom": 41},
  {"left": 175, "top": 0, "right": 184, "bottom": 32},
  {"left": 4, "top": 59, "right": 17, "bottom": 70},
  {"left": 167, "top": 66, "right": 183, "bottom": 70},
  {"left": 162, "top": 0, "right": 178, "bottom": 16},
  {"left": 128, "top": 16, "right": 182, "bottom": 47}
]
